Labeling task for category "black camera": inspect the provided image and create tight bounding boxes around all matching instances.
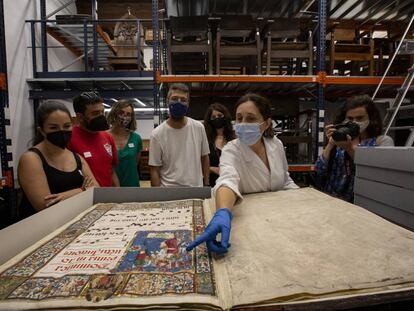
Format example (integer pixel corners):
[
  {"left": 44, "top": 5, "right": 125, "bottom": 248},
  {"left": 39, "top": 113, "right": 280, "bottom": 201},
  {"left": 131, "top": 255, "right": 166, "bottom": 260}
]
[{"left": 332, "top": 121, "right": 360, "bottom": 142}]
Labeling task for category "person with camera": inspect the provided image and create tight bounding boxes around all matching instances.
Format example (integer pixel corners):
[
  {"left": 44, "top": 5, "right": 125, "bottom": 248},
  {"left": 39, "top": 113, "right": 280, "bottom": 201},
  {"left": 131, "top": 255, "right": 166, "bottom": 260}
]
[{"left": 315, "top": 95, "right": 393, "bottom": 202}]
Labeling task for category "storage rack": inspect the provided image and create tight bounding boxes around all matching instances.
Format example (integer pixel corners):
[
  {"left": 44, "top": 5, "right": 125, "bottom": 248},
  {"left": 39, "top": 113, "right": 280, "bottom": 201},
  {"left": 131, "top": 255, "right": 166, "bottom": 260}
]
[
  {"left": 26, "top": 0, "right": 157, "bottom": 120},
  {"left": 153, "top": 0, "right": 414, "bottom": 168},
  {"left": 23, "top": 0, "right": 414, "bottom": 159},
  {"left": 1, "top": 0, "right": 414, "bottom": 222},
  {"left": 0, "top": 0, "right": 16, "bottom": 228}
]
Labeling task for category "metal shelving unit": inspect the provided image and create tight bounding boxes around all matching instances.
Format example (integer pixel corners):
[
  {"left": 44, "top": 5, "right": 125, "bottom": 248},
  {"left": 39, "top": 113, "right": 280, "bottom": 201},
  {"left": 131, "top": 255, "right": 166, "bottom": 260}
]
[
  {"left": 2, "top": 0, "right": 413, "bottom": 213},
  {"left": 154, "top": 0, "right": 414, "bottom": 168},
  {"left": 27, "top": 0, "right": 155, "bottom": 104},
  {"left": 151, "top": 0, "right": 161, "bottom": 125},
  {"left": 0, "top": 0, "right": 16, "bottom": 228},
  {"left": 27, "top": 76, "right": 154, "bottom": 100},
  {"left": 164, "top": 0, "right": 414, "bottom": 22}
]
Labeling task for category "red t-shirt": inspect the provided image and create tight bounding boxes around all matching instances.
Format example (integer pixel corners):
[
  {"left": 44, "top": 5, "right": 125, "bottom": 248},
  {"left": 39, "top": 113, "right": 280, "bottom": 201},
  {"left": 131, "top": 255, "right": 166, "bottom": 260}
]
[{"left": 68, "top": 126, "right": 118, "bottom": 187}]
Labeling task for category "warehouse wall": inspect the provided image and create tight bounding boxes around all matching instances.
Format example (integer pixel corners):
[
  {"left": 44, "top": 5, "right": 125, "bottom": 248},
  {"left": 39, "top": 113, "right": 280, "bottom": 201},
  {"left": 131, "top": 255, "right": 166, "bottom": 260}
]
[{"left": 4, "top": 0, "right": 80, "bottom": 183}]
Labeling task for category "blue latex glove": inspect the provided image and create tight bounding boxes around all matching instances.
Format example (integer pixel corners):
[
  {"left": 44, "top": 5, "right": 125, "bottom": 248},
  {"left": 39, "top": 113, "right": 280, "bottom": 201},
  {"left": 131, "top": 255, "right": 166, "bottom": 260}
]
[{"left": 186, "top": 208, "right": 232, "bottom": 255}]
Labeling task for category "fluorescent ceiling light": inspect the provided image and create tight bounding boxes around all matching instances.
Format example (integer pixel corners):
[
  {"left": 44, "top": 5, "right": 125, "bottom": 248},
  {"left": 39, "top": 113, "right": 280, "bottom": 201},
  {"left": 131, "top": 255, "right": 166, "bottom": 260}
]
[
  {"left": 133, "top": 107, "right": 168, "bottom": 112},
  {"left": 133, "top": 98, "right": 147, "bottom": 107},
  {"left": 104, "top": 108, "right": 168, "bottom": 113},
  {"left": 372, "top": 31, "right": 387, "bottom": 39}
]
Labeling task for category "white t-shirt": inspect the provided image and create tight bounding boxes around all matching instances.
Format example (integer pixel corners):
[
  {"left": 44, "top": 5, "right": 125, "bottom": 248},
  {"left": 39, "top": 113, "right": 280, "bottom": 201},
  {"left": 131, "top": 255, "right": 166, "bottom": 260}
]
[
  {"left": 149, "top": 117, "right": 210, "bottom": 187},
  {"left": 376, "top": 135, "right": 394, "bottom": 146}
]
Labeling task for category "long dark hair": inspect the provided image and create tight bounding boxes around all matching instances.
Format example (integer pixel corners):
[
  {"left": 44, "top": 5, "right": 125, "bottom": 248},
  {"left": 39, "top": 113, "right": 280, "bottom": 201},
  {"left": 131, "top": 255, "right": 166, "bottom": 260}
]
[
  {"left": 327, "top": 95, "right": 383, "bottom": 179},
  {"left": 33, "top": 102, "right": 72, "bottom": 145},
  {"left": 203, "top": 103, "right": 235, "bottom": 143},
  {"left": 333, "top": 95, "right": 382, "bottom": 138},
  {"left": 235, "top": 93, "right": 274, "bottom": 138}
]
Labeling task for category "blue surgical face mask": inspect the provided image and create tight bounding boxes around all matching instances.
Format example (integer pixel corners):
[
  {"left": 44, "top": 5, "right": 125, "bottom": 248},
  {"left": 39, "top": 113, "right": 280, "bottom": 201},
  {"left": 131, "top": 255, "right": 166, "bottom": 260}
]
[
  {"left": 169, "top": 101, "right": 188, "bottom": 119},
  {"left": 235, "top": 122, "right": 265, "bottom": 146}
]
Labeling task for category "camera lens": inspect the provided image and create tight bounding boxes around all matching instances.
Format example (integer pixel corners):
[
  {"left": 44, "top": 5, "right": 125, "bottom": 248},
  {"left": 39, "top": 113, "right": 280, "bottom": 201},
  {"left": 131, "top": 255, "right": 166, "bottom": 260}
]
[
  {"left": 332, "top": 121, "right": 360, "bottom": 142},
  {"left": 332, "top": 128, "right": 349, "bottom": 141}
]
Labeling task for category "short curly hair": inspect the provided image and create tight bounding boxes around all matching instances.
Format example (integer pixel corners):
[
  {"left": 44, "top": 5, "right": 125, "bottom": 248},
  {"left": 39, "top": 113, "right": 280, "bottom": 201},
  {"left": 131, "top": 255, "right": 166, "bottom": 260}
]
[
  {"left": 167, "top": 83, "right": 190, "bottom": 100},
  {"left": 73, "top": 92, "right": 103, "bottom": 114}
]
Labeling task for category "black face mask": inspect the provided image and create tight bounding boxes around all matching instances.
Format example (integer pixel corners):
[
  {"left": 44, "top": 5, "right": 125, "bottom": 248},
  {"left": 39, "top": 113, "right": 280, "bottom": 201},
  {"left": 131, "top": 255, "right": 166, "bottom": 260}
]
[
  {"left": 211, "top": 117, "right": 226, "bottom": 129},
  {"left": 85, "top": 115, "right": 109, "bottom": 131},
  {"left": 46, "top": 130, "right": 72, "bottom": 149}
]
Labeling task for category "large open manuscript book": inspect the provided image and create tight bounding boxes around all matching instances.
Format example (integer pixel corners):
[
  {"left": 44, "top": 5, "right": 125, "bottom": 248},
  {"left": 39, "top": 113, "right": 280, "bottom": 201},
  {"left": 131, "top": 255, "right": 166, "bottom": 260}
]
[{"left": 1, "top": 188, "right": 414, "bottom": 310}]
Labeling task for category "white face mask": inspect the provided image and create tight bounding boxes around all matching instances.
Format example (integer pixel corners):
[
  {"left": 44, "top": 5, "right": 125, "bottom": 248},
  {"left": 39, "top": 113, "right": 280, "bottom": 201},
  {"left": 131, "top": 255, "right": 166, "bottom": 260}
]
[{"left": 354, "top": 119, "right": 370, "bottom": 133}]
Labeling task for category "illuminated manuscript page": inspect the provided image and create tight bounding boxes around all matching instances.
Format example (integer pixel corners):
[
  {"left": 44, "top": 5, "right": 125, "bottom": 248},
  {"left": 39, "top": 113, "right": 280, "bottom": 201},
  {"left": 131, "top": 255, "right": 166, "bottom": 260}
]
[{"left": 0, "top": 199, "right": 229, "bottom": 311}]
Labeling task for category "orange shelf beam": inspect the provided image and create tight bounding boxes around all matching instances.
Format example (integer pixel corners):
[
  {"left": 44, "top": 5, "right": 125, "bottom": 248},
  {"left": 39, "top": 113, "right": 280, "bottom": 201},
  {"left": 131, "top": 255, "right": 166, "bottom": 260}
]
[
  {"left": 0, "top": 73, "right": 6, "bottom": 90},
  {"left": 324, "top": 76, "right": 408, "bottom": 85},
  {"left": 156, "top": 71, "right": 411, "bottom": 86},
  {"left": 155, "top": 71, "right": 318, "bottom": 83},
  {"left": 288, "top": 165, "right": 315, "bottom": 172},
  {"left": 1, "top": 169, "right": 14, "bottom": 188}
]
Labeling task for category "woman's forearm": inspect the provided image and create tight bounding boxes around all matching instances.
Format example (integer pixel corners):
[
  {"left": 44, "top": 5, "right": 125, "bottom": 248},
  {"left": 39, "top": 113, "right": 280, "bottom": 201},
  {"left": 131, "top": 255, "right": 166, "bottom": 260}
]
[{"left": 322, "top": 142, "right": 335, "bottom": 161}]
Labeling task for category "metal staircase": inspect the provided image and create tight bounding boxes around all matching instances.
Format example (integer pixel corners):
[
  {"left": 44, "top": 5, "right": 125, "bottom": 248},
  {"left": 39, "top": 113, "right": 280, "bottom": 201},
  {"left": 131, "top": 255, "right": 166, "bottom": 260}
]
[
  {"left": 47, "top": 23, "right": 116, "bottom": 69},
  {"left": 372, "top": 14, "right": 414, "bottom": 147},
  {"left": 382, "top": 65, "right": 414, "bottom": 146}
]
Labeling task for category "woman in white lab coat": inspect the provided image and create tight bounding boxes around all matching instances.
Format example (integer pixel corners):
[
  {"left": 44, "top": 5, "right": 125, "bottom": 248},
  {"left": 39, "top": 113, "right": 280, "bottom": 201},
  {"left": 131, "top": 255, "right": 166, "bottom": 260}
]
[{"left": 187, "top": 93, "right": 298, "bottom": 255}]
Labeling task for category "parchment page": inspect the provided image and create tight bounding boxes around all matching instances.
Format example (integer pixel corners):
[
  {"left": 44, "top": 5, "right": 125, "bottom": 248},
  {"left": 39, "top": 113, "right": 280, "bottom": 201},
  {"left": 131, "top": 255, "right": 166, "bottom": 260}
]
[
  {"left": 203, "top": 199, "right": 234, "bottom": 311},
  {"left": 221, "top": 188, "right": 414, "bottom": 307},
  {"left": 0, "top": 200, "right": 222, "bottom": 311}
]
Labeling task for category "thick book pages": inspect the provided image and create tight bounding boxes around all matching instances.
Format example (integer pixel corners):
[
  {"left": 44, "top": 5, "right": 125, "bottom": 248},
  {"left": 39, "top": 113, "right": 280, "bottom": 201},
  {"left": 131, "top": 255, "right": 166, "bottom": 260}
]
[
  {"left": 221, "top": 188, "right": 414, "bottom": 308},
  {"left": 0, "top": 199, "right": 225, "bottom": 310},
  {"left": 1, "top": 188, "right": 414, "bottom": 310}
]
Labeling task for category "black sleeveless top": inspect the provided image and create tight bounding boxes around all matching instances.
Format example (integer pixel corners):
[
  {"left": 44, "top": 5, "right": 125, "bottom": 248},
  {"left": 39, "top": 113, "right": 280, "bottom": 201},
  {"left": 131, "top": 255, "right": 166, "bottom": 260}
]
[
  {"left": 208, "top": 142, "right": 222, "bottom": 187},
  {"left": 19, "top": 148, "right": 84, "bottom": 219}
]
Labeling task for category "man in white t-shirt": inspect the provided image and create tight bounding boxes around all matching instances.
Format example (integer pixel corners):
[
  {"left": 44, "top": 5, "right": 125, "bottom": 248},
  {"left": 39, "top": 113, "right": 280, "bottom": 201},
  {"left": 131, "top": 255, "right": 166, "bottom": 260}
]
[{"left": 149, "top": 83, "right": 210, "bottom": 187}]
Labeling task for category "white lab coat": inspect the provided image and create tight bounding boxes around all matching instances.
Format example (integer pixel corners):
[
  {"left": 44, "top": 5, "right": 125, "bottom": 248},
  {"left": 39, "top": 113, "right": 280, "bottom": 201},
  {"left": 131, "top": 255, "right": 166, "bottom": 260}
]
[{"left": 213, "top": 137, "right": 298, "bottom": 200}]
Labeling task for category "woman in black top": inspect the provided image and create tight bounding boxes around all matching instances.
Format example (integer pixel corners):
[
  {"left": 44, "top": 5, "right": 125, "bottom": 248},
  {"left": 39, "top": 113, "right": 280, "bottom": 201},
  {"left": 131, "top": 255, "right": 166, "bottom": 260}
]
[
  {"left": 203, "top": 103, "right": 235, "bottom": 186},
  {"left": 18, "top": 102, "right": 98, "bottom": 218}
]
